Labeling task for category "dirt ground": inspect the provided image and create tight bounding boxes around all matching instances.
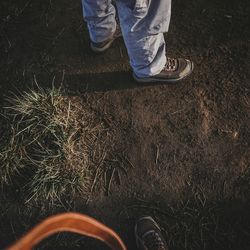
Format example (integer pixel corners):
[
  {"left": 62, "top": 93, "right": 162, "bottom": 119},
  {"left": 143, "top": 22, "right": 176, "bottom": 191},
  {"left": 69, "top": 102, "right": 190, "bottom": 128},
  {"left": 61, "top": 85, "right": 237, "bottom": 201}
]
[{"left": 0, "top": 0, "right": 250, "bottom": 249}]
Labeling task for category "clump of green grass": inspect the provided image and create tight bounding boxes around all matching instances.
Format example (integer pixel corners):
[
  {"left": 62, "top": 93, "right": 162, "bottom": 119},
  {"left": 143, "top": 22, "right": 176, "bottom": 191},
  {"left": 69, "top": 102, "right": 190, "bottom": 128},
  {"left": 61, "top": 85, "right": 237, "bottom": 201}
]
[{"left": 0, "top": 86, "right": 107, "bottom": 206}]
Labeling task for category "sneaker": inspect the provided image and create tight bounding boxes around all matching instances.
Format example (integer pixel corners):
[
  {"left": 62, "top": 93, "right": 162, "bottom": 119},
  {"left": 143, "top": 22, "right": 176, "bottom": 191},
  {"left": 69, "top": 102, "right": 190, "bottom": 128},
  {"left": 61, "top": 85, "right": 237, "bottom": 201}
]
[
  {"left": 90, "top": 25, "right": 122, "bottom": 53},
  {"left": 133, "top": 57, "right": 194, "bottom": 83},
  {"left": 135, "top": 216, "right": 169, "bottom": 250}
]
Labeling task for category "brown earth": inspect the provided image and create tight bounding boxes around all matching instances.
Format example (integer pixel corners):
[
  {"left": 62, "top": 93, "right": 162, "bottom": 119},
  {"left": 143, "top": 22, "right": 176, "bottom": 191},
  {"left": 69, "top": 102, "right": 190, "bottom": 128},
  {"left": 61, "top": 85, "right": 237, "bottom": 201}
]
[{"left": 0, "top": 0, "right": 250, "bottom": 249}]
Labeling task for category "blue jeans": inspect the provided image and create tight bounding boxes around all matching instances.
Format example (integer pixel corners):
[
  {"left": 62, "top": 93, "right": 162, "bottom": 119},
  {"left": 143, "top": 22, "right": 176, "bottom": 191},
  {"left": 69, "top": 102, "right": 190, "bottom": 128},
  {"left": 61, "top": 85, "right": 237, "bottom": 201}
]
[{"left": 82, "top": 0, "right": 172, "bottom": 77}]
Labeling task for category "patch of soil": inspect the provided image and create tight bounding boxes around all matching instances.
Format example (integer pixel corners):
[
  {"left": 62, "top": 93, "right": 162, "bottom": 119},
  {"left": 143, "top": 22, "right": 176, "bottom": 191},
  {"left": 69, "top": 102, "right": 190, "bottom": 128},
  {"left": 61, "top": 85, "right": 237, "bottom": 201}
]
[{"left": 0, "top": 0, "right": 249, "bottom": 249}]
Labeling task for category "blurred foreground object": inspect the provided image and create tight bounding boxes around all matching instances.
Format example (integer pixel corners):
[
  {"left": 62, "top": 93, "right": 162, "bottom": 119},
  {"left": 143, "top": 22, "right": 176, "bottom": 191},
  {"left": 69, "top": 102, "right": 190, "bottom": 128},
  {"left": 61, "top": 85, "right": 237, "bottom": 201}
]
[{"left": 7, "top": 212, "right": 127, "bottom": 250}]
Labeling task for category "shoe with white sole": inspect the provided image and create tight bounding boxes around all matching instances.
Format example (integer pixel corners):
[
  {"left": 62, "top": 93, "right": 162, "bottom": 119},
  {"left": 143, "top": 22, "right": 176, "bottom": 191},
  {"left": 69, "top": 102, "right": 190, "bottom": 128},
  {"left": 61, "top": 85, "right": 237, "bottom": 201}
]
[
  {"left": 133, "top": 57, "right": 194, "bottom": 83},
  {"left": 135, "top": 216, "right": 169, "bottom": 250}
]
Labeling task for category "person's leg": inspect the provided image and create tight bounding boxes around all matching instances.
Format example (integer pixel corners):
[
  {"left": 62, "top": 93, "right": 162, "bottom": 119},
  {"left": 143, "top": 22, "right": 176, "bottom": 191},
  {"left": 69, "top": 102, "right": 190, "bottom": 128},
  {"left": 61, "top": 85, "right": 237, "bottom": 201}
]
[
  {"left": 116, "top": 0, "right": 172, "bottom": 78},
  {"left": 81, "top": 0, "right": 117, "bottom": 43}
]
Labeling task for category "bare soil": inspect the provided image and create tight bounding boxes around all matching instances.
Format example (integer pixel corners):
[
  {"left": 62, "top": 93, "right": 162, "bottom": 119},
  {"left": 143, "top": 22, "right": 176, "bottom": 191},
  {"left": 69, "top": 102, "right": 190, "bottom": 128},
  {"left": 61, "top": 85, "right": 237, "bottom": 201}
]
[{"left": 0, "top": 0, "right": 249, "bottom": 249}]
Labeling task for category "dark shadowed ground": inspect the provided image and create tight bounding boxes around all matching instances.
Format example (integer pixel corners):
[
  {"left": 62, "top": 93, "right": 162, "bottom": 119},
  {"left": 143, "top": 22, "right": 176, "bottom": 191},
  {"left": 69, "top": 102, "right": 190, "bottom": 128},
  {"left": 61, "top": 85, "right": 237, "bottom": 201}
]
[{"left": 0, "top": 0, "right": 249, "bottom": 249}]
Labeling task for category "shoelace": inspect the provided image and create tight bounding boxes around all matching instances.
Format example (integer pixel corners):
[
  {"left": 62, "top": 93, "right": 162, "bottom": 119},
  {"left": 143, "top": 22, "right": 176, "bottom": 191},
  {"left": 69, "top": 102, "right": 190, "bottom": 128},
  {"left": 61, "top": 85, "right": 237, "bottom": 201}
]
[
  {"left": 143, "top": 231, "right": 166, "bottom": 250},
  {"left": 165, "top": 57, "right": 178, "bottom": 71}
]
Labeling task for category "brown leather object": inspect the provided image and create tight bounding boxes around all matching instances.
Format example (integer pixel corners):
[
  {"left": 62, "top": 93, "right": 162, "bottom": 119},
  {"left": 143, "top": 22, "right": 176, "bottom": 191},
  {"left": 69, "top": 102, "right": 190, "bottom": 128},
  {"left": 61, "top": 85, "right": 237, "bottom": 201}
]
[{"left": 7, "top": 212, "right": 127, "bottom": 250}]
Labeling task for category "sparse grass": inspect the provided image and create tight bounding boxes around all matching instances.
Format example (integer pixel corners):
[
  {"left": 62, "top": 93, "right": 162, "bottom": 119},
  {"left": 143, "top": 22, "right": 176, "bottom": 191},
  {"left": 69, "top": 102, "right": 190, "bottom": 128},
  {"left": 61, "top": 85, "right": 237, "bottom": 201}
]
[
  {"left": 120, "top": 193, "right": 250, "bottom": 250},
  {"left": 0, "top": 85, "right": 109, "bottom": 207},
  {"left": 0, "top": 110, "right": 29, "bottom": 186},
  {"left": 161, "top": 198, "right": 250, "bottom": 250}
]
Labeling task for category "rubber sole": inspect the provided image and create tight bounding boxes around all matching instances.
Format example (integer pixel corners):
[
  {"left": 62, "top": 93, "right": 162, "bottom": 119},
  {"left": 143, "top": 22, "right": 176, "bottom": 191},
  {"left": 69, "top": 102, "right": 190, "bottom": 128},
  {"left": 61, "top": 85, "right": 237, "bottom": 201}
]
[
  {"left": 90, "top": 28, "right": 122, "bottom": 53},
  {"left": 90, "top": 40, "right": 114, "bottom": 53},
  {"left": 133, "top": 61, "right": 194, "bottom": 83}
]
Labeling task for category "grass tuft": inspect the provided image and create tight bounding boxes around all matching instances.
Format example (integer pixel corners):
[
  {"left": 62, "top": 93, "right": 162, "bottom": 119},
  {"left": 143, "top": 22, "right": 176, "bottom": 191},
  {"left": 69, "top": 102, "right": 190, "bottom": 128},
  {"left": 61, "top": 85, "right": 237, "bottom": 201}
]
[{"left": 0, "top": 86, "right": 108, "bottom": 206}]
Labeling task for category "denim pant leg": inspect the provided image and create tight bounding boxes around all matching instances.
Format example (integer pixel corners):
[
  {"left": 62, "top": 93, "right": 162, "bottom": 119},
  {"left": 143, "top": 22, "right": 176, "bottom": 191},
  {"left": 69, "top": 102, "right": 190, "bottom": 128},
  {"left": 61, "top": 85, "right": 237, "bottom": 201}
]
[
  {"left": 81, "top": 0, "right": 116, "bottom": 43},
  {"left": 116, "top": 0, "right": 172, "bottom": 77}
]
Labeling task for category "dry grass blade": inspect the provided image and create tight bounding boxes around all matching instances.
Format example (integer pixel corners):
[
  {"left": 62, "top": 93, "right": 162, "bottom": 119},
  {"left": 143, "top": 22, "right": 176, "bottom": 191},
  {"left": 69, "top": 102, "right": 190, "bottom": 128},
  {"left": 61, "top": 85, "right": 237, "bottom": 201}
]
[{"left": 0, "top": 85, "right": 110, "bottom": 207}]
